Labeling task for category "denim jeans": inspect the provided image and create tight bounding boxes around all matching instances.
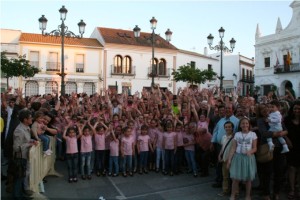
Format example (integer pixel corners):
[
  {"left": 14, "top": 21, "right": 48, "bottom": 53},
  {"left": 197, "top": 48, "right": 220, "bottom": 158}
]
[
  {"left": 122, "top": 155, "right": 132, "bottom": 173},
  {"left": 156, "top": 147, "right": 165, "bottom": 170},
  {"left": 56, "top": 132, "right": 63, "bottom": 158},
  {"left": 109, "top": 156, "right": 119, "bottom": 174},
  {"left": 95, "top": 150, "right": 105, "bottom": 173},
  {"left": 139, "top": 151, "right": 149, "bottom": 169},
  {"left": 185, "top": 150, "right": 197, "bottom": 174},
  {"left": 164, "top": 149, "right": 175, "bottom": 173},
  {"left": 13, "top": 158, "right": 27, "bottom": 199},
  {"left": 80, "top": 152, "right": 92, "bottom": 176},
  {"left": 39, "top": 134, "right": 50, "bottom": 152},
  {"left": 66, "top": 153, "right": 78, "bottom": 178}
]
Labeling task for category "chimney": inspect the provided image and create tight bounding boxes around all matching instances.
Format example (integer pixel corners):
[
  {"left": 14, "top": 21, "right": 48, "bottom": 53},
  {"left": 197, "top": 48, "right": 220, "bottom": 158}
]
[{"left": 204, "top": 47, "right": 208, "bottom": 56}]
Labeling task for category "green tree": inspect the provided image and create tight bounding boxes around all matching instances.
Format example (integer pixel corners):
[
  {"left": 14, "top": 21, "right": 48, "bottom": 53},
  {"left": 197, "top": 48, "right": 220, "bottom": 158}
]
[
  {"left": 1, "top": 52, "right": 40, "bottom": 88},
  {"left": 172, "top": 64, "right": 217, "bottom": 85}
]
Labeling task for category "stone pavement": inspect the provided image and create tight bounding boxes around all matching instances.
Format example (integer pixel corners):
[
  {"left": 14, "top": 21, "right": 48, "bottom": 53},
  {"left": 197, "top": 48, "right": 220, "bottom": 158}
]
[{"left": 1, "top": 160, "right": 289, "bottom": 200}]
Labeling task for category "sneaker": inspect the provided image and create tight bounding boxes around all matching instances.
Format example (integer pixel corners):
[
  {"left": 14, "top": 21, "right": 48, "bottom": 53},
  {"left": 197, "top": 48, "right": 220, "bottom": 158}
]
[
  {"left": 46, "top": 149, "right": 53, "bottom": 154},
  {"left": 23, "top": 190, "right": 34, "bottom": 196},
  {"left": 73, "top": 177, "right": 78, "bottom": 182},
  {"left": 81, "top": 175, "right": 86, "bottom": 180},
  {"left": 129, "top": 172, "right": 133, "bottom": 176},
  {"left": 218, "top": 191, "right": 229, "bottom": 197},
  {"left": 122, "top": 173, "right": 127, "bottom": 177},
  {"left": 108, "top": 173, "right": 112, "bottom": 176},
  {"left": 281, "top": 146, "right": 289, "bottom": 154},
  {"left": 112, "top": 174, "right": 118, "bottom": 177},
  {"left": 68, "top": 178, "right": 73, "bottom": 183},
  {"left": 193, "top": 173, "right": 198, "bottom": 177},
  {"left": 87, "top": 175, "right": 92, "bottom": 180}
]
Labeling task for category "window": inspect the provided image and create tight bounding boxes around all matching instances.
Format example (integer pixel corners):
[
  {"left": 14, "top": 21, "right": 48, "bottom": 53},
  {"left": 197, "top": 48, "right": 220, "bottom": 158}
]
[
  {"left": 83, "top": 82, "right": 95, "bottom": 96},
  {"left": 30, "top": 51, "right": 39, "bottom": 68},
  {"left": 114, "top": 55, "right": 122, "bottom": 73},
  {"left": 191, "top": 61, "right": 196, "bottom": 69},
  {"left": 123, "top": 56, "right": 132, "bottom": 74},
  {"left": 45, "top": 81, "right": 58, "bottom": 95},
  {"left": 76, "top": 54, "right": 84, "bottom": 73},
  {"left": 47, "top": 52, "right": 59, "bottom": 71},
  {"left": 208, "top": 64, "right": 212, "bottom": 71},
  {"left": 158, "top": 59, "right": 166, "bottom": 75},
  {"left": 25, "top": 81, "right": 38, "bottom": 97},
  {"left": 66, "top": 82, "right": 77, "bottom": 95},
  {"left": 264, "top": 57, "right": 270, "bottom": 68},
  {"left": 151, "top": 58, "right": 158, "bottom": 75}
]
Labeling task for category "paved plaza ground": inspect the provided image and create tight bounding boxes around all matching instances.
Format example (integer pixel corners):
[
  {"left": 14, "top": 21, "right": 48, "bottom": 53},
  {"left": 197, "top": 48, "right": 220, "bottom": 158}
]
[{"left": 1, "top": 160, "right": 289, "bottom": 200}]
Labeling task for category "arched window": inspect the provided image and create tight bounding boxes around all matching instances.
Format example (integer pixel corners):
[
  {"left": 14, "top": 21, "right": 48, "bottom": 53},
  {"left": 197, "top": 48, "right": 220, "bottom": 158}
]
[
  {"left": 25, "top": 81, "right": 38, "bottom": 97},
  {"left": 150, "top": 58, "right": 158, "bottom": 75},
  {"left": 123, "top": 56, "right": 132, "bottom": 74},
  {"left": 83, "top": 82, "right": 95, "bottom": 96},
  {"left": 158, "top": 59, "right": 166, "bottom": 75},
  {"left": 45, "top": 81, "right": 58, "bottom": 95},
  {"left": 114, "top": 55, "right": 122, "bottom": 73},
  {"left": 66, "top": 82, "right": 77, "bottom": 95}
]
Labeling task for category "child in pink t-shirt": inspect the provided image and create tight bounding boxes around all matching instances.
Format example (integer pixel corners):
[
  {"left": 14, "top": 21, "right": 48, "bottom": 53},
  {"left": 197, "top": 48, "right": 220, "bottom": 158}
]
[
  {"left": 121, "top": 127, "right": 135, "bottom": 177},
  {"left": 137, "top": 125, "right": 153, "bottom": 174},
  {"left": 63, "top": 124, "right": 83, "bottom": 183},
  {"left": 108, "top": 129, "right": 119, "bottom": 177}
]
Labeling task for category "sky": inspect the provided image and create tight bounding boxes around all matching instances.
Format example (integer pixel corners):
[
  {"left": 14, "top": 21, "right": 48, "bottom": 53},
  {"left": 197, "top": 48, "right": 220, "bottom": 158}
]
[{"left": 0, "top": 0, "right": 293, "bottom": 58}]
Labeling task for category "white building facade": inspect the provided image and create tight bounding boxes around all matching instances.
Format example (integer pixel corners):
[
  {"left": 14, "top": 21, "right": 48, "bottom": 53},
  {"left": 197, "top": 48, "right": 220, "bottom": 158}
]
[{"left": 255, "top": 0, "right": 300, "bottom": 98}]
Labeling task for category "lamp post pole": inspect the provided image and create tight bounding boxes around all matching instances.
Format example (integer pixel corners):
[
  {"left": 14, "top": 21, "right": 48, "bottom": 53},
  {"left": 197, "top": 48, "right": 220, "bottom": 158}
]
[
  {"left": 38, "top": 5, "right": 86, "bottom": 96},
  {"left": 207, "top": 27, "right": 236, "bottom": 92},
  {"left": 133, "top": 17, "right": 172, "bottom": 88}
]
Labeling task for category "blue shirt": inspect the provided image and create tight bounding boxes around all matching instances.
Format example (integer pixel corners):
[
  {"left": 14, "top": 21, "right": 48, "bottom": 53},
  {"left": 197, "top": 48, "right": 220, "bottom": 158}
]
[{"left": 211, "top": 115, "right": 240, "bottom": 144}]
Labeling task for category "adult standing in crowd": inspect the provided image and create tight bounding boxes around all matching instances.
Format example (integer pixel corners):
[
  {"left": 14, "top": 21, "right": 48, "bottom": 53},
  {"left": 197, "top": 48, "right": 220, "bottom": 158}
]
[{"left": 285, "top": 100, "right": 300, "bottom": 199}]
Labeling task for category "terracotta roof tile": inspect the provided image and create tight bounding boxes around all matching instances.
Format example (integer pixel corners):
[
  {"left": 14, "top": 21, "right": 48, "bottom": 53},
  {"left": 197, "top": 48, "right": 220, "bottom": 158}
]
[
  {"left": 98, "top": 27, "right": 177, "bottom": 50},
  {"left": 20, "top": 33, "right": 103, "bottom": 48}
]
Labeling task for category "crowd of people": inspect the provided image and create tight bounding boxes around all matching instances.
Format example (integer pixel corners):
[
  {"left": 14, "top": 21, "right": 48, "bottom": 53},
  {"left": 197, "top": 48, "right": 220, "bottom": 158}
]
[{"left": 1, "top": 85, "right": 300, "bottom": 200}]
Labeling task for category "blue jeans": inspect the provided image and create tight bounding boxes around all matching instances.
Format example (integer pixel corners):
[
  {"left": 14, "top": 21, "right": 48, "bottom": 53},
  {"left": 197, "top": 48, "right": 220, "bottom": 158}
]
[
  {"left": 156, "top": 147, "right": 165, "bottom": 170},
  {"left": 185, "top": 150, "right": 197, "bottom": 174},
  {"left": 13, "top": 158, "right": 27, "bottom": 199},
  {"left": 109, "top": 156, "right": 119, "bottom": 174},
  {"left": 139, "top": 151, "right": 149, "bottom": 168},
  {"left": 56, "top": 132, "right": 63, "bottom": 158},
  {"left": 66, "top": 153, "right": 78, "bottom": 178},
  {"left": 95, "top": 150, "right": 105, "bottom": 173},
  {"left": 164, "top": 149, "right": 175, "bottom": 173},
  {"left": 39, "top": 134, "right": 50, "bottom": 152},
  {"left": 122, "top": 155, "right": 132, "bottom": 173},
  {"left": 80, "top": 152, "right": 92, "bottom": 176}
]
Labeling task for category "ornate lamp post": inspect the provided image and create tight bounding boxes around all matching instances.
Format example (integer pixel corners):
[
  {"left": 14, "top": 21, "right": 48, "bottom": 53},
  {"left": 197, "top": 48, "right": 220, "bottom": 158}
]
[
  {"left": 207, "top": 27, "right": 236, "bottom": 91},
  {"left": 38, "top": 5, "right": 86, "bottom": 96},
  {"left": 133, "top": 17, "right": 172, "bottom": 87}
]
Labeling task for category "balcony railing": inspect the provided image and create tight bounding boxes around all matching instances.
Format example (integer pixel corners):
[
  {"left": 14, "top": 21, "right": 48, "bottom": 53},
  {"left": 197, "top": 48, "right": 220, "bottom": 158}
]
[
  {"left": 240, "top": 75, "right": 255, "bottom": 83},
  {"left": 274, "top": 63, "right": 300, "bottom": 74},
  {"left": 147, "top": 67, "right": 171, "bottom": 78},
  {"left": 46, "top": 62, "right": 60, "bottom": 71},
  {"left": 111, "top": 65, "right": 135, "bottom": 76},
  {"left": 76, "top": 63, "right": 84, "bottom": 73},
  {"left": 30, "top": 61, "right": 39, "bottom": 68}
]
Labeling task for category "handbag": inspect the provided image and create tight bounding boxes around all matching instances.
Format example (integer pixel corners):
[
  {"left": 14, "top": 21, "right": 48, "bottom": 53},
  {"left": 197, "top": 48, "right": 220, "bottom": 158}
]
[
  {"left": 256, "top": 143, "right": 273, "bottom": 163},
  {"left": 12, "top": 147, "right": 26, "bottom": 178}
]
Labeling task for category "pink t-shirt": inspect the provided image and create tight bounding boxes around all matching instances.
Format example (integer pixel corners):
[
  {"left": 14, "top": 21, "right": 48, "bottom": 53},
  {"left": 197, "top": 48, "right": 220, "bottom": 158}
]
[
  {"left": 110, "top": 139, "right": 119, "bottom": 156},
  {"left": 81, "top": 135, "right": 93, "bottom": 153},
  {"left": 182, "top": 132, "right": 195, "bottom": 151},
  {"left": 163, "top": 132, "right": 177, "bottom": 150},
  {"left": 176, "top": 131, "right": 184, "bottom": 147},
  {"left": 149, "top": 128, "right": 158, "bottom": 144},
  {"left": 138, "top": 135, "right": 150, "bottom": 152},
  {"left": 66, "top": 136, "right": 78, "bottom": 154},
  {"left": 197, "top": 121, "right": 208, "bottom": 131},
  {"left": 156, "top": 130, "right": 164, "bottom": 149},
  {"left": 122, "top": 135, "right": 135, "bottom": 155},
  {"left": 94, "top": 133, "right": 106, "bottom": 150}
]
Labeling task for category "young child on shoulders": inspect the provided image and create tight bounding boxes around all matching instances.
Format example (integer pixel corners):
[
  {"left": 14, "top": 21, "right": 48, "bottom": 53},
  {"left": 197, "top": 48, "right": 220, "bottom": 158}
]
[
  {"left": 266, "top": 100, "right": 289, "bottom": 153},
  {"left": 31, "top": 111, "right": 51, "bottom": 156}
]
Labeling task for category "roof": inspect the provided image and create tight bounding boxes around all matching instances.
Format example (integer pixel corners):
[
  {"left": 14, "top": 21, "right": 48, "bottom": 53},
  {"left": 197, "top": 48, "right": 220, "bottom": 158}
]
[
  {"left": 97, "top": 27, "right": 177, "bottom": 50},
  {"left": 178, "top": 49, "right": 219, "bottom": 61},
  {"left": 19, "top": 33, "right": 103, "bottom": 48}
]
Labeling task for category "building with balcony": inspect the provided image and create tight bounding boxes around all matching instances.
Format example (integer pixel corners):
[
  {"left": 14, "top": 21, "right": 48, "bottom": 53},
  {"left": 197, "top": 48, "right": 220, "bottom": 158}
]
[{"left": 255, "top": 0, "right": 300, "bottom": 98}]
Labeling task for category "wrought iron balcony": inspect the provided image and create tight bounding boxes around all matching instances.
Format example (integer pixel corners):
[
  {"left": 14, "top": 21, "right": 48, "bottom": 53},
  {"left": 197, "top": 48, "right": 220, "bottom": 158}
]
[
  {"left": 274, "top": 63, "right": 300, "bottom": 74},
  {"left": 46, "top": 62, "right": 60, "bottom": 71},
  {"left": 239, "top": 75, "right": 255, "bottom": 83},
  {"left": 76, "top": 63, "right": 84, "bottom": 73},
  {"left": 147, "top": 67, "right": 171, "bottom": 78},
  {"left": 111, "top": 65, "right": 136, "bottom": 76}
]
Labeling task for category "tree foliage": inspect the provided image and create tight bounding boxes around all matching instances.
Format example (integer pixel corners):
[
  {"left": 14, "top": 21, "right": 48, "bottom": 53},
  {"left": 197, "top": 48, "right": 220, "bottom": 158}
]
[
  {"left": 172, "top": 64, "right": 217, "bottom": 85},
  {"left": 1, "top": 52, "right": 40, "bottom": 86}
]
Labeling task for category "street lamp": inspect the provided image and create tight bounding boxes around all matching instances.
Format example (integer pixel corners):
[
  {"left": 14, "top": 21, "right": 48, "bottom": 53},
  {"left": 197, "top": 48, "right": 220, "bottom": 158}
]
[
  {"left": 207, "top": 27, "right": 236, "bottom": 91},
  {"left": 133, "top": 17, "right": 172, "bottom": 87},
  {"left": 38, "top": 5, "right": 86, "bottom": 96}
]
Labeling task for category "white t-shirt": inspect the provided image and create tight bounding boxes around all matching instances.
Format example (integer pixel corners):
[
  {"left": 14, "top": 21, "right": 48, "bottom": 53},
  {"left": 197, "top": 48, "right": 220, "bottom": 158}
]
[{"left": 234, "top": 131, "right": 257, "bottom": 154}]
